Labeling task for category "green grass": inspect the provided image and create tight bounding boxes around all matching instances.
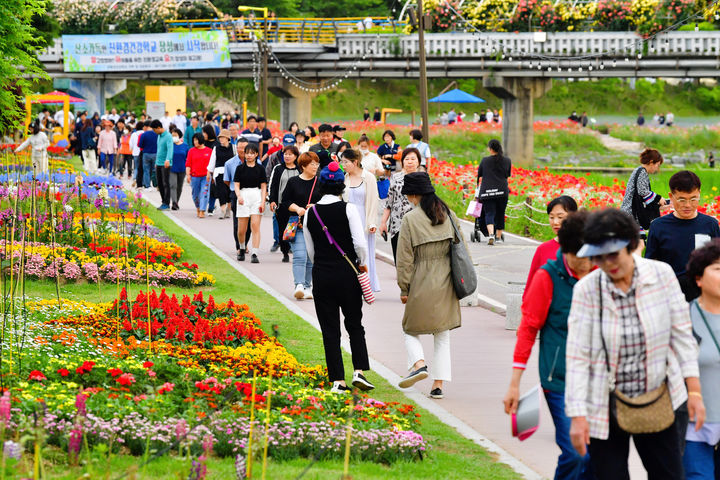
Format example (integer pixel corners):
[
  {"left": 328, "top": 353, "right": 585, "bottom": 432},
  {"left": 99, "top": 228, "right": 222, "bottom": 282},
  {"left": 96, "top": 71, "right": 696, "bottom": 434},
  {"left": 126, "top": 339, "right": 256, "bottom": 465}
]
[
  {"left": 29, "top": 197, "right": 520, "bottom": 479},
  {"left": 610, "top": 125, "right": 720, "bottom": 155}
]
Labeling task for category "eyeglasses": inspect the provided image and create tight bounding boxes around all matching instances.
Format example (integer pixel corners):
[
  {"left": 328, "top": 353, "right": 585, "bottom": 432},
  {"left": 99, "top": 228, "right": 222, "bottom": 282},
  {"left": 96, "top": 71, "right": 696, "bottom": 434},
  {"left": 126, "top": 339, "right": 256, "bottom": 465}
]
[
  {"left": 674, "top": 196, "right": 700, "bottom": 205},
  {"left": 591, "top": 251, "right": 620, "bottom": 263}
]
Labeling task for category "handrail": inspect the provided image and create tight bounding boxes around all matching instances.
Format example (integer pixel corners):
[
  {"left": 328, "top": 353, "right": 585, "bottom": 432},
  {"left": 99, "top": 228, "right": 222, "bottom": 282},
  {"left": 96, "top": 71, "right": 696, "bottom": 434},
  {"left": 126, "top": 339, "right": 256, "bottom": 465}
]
[{"left": 164, "top": 16, "right": 406, "bottom": 44}]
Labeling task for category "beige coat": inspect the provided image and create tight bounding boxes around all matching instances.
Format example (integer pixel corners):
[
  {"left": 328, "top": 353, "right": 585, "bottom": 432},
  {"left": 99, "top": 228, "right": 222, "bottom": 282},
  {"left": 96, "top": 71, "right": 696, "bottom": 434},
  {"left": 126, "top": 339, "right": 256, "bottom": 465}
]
[
  {"left": 397, "top": 206, "right": 462, "bottom": 335},
  {"left": 343, "top": 169, "right": 380, "bottom": 233}
]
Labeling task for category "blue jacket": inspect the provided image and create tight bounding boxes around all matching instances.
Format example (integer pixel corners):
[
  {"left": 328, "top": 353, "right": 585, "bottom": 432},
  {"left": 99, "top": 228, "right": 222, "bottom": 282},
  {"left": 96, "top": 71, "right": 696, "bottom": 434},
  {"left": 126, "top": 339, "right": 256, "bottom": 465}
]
[
  {"left": 156, "top": 131, "right": 174, "bottom": 166},
  {"left": 80, "top": 129, "right": 96, "bottom": 150},
  {"left": 171, "top": 142, "right": 189, "bottom": 173},
  {"left": 138, "top": 130, "right": 158, "bottom": 154}
]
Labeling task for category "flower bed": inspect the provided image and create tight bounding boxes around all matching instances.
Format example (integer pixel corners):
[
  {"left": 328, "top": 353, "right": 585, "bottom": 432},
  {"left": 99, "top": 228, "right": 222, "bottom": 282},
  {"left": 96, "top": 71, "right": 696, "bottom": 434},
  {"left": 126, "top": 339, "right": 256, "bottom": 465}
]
[{"left": 0, "top": 292, "right": 426, "bottom": 470}]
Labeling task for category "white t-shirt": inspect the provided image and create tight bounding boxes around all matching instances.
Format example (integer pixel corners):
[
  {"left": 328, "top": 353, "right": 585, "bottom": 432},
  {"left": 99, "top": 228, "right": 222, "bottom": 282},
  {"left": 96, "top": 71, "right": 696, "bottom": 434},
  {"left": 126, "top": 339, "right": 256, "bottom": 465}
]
[
  {"left": 486, "top": 110, "right": 494, "bottom": 122},
  {"left": 360, "top": 152, "right": 384, "bottom": 177},
  {"left": 160, "top": 115, "right": 172, "bottom": 131},
  {"left": 53, "top": 110, "right": 74, "bottom": 127},
  {"left": 173, "top": 115, "right": 187, "bottom": 133},
  {"left": 129, "top": 130, "right": 143, "bottom": 156}
]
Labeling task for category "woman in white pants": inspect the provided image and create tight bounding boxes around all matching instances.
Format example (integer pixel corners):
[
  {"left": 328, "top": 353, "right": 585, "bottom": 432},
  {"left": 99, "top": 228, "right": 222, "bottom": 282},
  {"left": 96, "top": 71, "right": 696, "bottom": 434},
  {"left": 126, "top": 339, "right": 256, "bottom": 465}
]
[
  {"left": 15, "top": 122, "right": 50, "bottom": 177},
  {"left": 396, "top": 172, "right": 464, "bottom": 399}
]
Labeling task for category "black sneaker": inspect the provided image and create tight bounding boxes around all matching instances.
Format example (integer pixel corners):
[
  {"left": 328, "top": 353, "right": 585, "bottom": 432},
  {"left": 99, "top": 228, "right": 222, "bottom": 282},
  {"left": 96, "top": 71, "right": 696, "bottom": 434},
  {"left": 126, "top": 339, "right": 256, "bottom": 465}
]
[
  {"left": 282, "top": 253, "right": 290, "bottom": 263},
  {"left": 398, "top": 366, "right": 429, "bottom": 389},
  {"left": 171, "top": 203, "right": 179, "bottom": 211},
  {"left": 270, "top": 243, "right": 280, "bottom": 252},
  {"left": 430, "top": 388, "right": 444, "bottom": 399},
  {"left": 495, "top": 233, "right": 505, "bottom": 243},
  {"left": 487, "top": 236, "right": 495, "bottom": 246},
  {"left": 352, "top": 372, "right": 375, "bottom": 391},
  {"left": 251, "top": 254, "right": 259, "bottom": 264},
  {"left": 237, "top": 251, "right": 245, "bottom": 262}
]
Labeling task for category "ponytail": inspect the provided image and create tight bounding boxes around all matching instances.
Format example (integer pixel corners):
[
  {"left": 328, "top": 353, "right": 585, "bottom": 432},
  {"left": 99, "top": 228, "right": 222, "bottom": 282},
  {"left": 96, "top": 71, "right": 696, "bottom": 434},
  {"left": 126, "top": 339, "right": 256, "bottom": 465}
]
[{"left": 488, "top": 138, "right": 503, "bottom": 157}]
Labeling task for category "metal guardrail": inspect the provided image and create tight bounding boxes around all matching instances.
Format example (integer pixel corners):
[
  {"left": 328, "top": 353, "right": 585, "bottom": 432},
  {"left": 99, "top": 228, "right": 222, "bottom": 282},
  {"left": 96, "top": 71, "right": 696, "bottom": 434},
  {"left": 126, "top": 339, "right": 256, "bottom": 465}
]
[
  {"left": 337, "top": 32, "right": 720, "bottom": 58},
  {"left": 164, "top": 17, "right": 406, "bottom": 44}
]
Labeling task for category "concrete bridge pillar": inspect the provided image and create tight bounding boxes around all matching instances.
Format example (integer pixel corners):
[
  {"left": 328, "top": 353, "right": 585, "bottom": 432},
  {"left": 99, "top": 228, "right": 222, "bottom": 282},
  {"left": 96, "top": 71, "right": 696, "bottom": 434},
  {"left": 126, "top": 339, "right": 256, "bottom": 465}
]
[
  {"left": 483, "top": 77, "right": 552, "bottom": 167},
  {"left": 268, "top": 78, "right": 316, "bottom": 130}
]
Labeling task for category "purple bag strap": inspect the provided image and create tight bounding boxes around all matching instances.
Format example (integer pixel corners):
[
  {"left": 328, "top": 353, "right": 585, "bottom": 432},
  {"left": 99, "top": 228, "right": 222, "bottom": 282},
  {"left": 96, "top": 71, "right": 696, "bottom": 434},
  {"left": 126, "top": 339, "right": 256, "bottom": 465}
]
[
  {"left": 310, "top": 205, "right": 359, "bottom": 274},
  {"left": 310, "top": 205, "right": 346, "bottom": 256}
]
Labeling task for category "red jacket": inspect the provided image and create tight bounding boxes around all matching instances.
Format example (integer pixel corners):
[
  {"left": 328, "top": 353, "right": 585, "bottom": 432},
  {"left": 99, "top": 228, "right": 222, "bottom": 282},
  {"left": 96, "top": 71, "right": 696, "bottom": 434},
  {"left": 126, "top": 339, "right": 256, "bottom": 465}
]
[{"left": 186, "top": 147, "right": 212, "bottom": 177}]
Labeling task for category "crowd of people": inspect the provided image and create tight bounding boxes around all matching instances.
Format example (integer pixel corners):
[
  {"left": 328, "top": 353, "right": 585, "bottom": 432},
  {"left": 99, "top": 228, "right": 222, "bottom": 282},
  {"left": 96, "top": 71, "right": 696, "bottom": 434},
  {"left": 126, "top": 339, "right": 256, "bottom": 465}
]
[
  {"left": 25, "top": 102, "right": 720, "bottom": 477},
  {"left": 503, "top": 146, "right": 720, "bottom": 479}
]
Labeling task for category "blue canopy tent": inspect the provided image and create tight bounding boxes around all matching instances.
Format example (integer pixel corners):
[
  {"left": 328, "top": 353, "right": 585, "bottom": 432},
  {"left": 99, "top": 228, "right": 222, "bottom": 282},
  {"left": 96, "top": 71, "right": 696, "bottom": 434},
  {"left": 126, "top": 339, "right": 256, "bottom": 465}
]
[{"left": 429, "top": 88, "right": 485, "bottom": 103}]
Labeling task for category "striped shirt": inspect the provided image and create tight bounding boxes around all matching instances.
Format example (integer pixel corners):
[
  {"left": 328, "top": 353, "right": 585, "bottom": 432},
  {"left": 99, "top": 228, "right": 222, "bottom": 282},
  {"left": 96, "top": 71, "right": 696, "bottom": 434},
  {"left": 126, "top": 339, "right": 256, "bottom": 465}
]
[{"left": 241, "top": 128, "right": 262, "bottom": 145}]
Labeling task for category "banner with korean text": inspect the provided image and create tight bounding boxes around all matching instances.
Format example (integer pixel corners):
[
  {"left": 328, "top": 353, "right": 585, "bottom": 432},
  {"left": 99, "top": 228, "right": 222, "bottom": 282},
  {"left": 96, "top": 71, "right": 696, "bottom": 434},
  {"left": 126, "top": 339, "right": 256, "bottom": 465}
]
[{"left": 62, "top": 31, "right": 231, "bottom": 72}]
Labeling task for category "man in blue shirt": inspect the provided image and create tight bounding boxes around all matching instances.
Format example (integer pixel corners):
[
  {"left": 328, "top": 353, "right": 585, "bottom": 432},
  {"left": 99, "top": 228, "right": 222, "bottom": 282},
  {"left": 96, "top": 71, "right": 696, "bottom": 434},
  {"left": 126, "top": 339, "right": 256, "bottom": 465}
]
[
  {"left": 137, "top": 123, "right": 158, "bottom": 189},
  {"left": 645, "top": 170, "right": 720, "bottom": 300},
  {"left": 241, "top": 115, "right": 262, "bottom": 146},
  {"left": 224, "top": 137, "right": 249, "bottom": 260},
  {"left": 152, "top": 119, "right": 174, "bottom": 210}
]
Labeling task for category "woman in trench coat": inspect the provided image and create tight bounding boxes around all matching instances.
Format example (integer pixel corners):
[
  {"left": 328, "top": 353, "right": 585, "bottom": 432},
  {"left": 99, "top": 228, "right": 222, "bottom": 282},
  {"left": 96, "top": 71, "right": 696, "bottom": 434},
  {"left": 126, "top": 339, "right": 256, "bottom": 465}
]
[{"left": 396, "top": 171, "right": 463, "bottom": 399}]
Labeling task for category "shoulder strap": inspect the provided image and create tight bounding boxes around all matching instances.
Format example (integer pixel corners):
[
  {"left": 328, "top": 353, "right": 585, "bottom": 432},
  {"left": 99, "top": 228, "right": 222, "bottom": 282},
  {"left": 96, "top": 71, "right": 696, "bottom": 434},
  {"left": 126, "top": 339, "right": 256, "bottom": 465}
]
[
  {"left": 307, "top": 177, "right": 318, "bottom": 205},
  {"left": 693, "top": 300, "right": 720, "bottom": 357},
  {"left": 598, "top": 275, "right": 614, "bottom": 383},
  {"left": 446, "top": 208, "right": 461, "bottom": 243},
  {"left": 310, "top": 205, "right": 359, "bottom": 274}
]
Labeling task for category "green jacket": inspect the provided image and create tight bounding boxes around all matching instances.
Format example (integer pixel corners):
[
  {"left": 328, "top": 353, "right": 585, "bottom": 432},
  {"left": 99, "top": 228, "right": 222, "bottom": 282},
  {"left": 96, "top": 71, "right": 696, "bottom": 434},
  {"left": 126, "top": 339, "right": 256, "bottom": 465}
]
[
  {"left": 156, "top": 131, "right": 174, "bottom": 166},
  {"left": 538, "top": 248, "right": 577, "bottom": 392}
]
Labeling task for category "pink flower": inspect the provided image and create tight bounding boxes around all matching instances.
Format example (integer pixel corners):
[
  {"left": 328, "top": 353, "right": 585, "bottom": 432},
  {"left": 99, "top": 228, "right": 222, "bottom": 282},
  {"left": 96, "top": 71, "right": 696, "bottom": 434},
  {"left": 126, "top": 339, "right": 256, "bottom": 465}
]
[
  {"left": 159, "top": 382, "right": 174, "bottom": 395},
  {"left": 0, "top": 391, "right": 11, "bottom": 423},
  {"left": 147, "top": 370, "right": 156, "bottom": 378}
]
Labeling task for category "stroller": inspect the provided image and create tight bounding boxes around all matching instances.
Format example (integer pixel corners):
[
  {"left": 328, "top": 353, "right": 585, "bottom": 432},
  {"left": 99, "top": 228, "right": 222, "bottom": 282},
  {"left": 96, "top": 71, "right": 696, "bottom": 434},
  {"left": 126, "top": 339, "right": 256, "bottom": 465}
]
[{"left": 469, "top": 214, "right": 489, "bottom": 243}]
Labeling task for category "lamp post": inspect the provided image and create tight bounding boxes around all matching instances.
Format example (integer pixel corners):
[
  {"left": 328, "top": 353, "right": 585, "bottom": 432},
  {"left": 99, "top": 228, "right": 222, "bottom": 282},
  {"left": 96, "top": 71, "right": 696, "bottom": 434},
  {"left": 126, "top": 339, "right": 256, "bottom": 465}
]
[
  {"left": 417, "top": 0, "right": 430, "bottom": 165},
  {"left": 238, "top": 6, "right": 269, "bottom": 118}
]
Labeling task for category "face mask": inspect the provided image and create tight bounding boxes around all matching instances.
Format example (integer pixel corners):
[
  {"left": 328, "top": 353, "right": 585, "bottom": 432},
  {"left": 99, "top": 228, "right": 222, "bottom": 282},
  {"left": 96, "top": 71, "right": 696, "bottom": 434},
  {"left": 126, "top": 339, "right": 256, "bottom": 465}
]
[
  {"left": 360, "top": 147, "right": 368, "bottom": 154},
  {"left": 123, "top": 129, "right": 129, "bottom": 134},
  {"left": 172, "top": 136, "right": 180, "bottom": 143}
]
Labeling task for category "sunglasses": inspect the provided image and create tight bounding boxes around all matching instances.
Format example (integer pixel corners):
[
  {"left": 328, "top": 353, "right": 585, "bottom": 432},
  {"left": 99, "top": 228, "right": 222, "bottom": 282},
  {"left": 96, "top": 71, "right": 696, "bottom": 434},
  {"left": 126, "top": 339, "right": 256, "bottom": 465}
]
[{"left": 591, "top": 251, "right": 620, "bottom": 263}]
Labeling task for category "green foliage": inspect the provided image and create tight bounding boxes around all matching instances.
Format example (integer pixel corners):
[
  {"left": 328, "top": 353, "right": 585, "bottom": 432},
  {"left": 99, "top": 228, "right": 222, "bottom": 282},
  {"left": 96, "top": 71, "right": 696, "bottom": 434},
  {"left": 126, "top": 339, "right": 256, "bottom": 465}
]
[
  {"left": 678, "top": 21, "right": 716, "bottom": 30},
  {"left": 297, "top": 0, "right": 388, "bottom": 18},
  {"left": 0, "top": 0, "right": 48, "bottom": 135},
  {"left": 32, "top": 0, "right": 60, "bottom": 47}
]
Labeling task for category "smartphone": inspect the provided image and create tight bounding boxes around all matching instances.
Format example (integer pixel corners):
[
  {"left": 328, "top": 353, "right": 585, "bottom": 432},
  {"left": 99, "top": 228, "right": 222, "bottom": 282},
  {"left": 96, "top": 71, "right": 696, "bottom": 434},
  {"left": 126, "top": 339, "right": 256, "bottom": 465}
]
[{"left": 381, "top": 231, "right": 388, "bottom": 242}]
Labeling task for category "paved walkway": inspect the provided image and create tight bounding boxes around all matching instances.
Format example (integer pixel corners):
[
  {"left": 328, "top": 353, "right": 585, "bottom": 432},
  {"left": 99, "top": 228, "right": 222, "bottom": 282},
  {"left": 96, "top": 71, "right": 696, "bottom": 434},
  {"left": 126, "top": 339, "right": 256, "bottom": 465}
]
[{"left": 140, "top": 184, "right": 644, "bottom": 479}]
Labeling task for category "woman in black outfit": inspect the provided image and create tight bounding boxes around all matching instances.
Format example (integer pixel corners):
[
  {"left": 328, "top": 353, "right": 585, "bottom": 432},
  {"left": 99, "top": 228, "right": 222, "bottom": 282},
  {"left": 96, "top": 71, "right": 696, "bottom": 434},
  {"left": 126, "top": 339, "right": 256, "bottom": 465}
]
[
  {"left": 208, "top": 129, "right": 234, "bottom": 219},
  {"left": 477, "top": 139, "right": 512, "bottom": 245},
  {"left": 202, "top": 124, "right": 219, "bottom": 216},
  {"left": 303, "top": 161, "right": 374, "bottom": 394}
]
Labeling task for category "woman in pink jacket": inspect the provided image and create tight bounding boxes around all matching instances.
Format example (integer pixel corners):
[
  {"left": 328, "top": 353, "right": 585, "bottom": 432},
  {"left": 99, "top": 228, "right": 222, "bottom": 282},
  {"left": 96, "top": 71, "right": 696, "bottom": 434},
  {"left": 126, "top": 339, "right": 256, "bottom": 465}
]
[{"left": 97, "top": 121, "right": 118, "bottom": 173}]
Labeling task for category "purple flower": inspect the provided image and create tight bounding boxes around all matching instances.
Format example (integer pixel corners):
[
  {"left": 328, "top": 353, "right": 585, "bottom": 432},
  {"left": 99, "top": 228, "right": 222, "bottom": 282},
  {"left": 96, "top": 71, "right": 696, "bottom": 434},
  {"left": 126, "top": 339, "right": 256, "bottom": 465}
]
[
  {"left": 75, "top": 394, "right": 87, "bottom": 417},
  {"left": 94, "top": 198, "right": 103, "bottom": 209},
  {"left": 3, "top": 440, "right": 21, "bottom": 461},
  {"left": 69, "top": 426, "right": 82, "bottom": 456}
]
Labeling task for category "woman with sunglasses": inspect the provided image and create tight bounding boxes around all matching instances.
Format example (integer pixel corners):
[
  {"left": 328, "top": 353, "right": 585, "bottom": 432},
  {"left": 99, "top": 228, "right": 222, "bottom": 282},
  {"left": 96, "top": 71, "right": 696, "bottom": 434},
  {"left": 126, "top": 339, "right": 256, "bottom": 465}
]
[{"left": 565, "top": 208, "right": 704, "bottom": 479}]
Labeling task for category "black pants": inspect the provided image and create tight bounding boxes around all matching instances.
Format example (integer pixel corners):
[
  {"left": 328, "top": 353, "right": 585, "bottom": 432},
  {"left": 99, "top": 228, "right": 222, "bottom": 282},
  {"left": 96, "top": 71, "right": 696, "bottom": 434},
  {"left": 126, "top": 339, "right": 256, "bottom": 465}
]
[
  {"left": 312, "top": 264, "right": 369, "bottom": 382},
  {"left": 230, "top": 192, "right": 240, "bottom": 250},
  {"left": 116, "top": 154, "right": 132, "bottom": 176},
  {"left": 275, "top": 210, "right": 291, "bottom": 255},
  {"left": 482, "top": 196, "right": 508, "bottom": 230},
  {"left": 391, "top": 233, "right": 399, "bottom": 265},
  {"left": 213, "top": 175, "right": 230, "bottom": 206},
  {"left": 588, "top": 405, "right": 687, "bottom": 480},
  {"left": 155, "top": 166, "right": 171, "bottom": 206}
]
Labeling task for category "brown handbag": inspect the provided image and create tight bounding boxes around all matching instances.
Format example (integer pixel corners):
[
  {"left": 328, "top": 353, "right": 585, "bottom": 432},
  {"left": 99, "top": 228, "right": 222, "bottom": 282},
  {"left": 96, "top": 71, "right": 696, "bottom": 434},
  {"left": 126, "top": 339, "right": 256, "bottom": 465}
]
[{"left": 598, "top": 276, "right": 675, "bottom": 434}]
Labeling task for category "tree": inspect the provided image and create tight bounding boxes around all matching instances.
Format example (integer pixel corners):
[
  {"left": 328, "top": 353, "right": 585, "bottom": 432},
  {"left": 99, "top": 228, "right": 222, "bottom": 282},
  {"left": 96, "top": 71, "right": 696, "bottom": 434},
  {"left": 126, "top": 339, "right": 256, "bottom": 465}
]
[
  {"left": 0, "top": 0, "right": 48, "bottom": 135},
  {"left": 297, "top": 0, "right": 389, "bottom": 17}
]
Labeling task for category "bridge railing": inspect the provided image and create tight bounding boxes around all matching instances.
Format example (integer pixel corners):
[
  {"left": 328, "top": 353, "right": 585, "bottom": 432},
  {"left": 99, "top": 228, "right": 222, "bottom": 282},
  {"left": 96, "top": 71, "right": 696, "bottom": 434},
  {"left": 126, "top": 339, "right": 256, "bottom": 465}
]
[
  {"left": 337, "top": 32, "right": 720, "bottom": 58},
  {"left": 164, "top": 17, "right": 406, "bottom": 44}
]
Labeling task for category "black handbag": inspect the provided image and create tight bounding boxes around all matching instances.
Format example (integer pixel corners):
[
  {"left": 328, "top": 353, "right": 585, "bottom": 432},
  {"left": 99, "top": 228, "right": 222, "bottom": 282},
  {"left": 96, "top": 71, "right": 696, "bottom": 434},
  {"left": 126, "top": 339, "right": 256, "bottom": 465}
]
[
  {"left": 447, "top": 211, "right": 477, "bottom": 299},
  {"left": 630, "top": 168, "right": 660, "bottom": 230}
]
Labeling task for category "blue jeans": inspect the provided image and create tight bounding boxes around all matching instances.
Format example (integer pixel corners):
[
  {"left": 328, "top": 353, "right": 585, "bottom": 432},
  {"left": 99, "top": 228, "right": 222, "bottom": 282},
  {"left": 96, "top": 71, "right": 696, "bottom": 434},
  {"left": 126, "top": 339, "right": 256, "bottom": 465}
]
[
  {"left": 190, "top": 176, "right": 209, "bottom": 211},
  {"left": 272, "top": 213, "right": 280, "bottom": 245},
  {"left": 684, "top": 440, "right": 720, "bottom": 480},
  {"left": 291, "top": 227, "right": 313, "bottom": 288},
  {"left": 99, "top": 152, "right": 115, "bottom": 171},
  {"left": 142, "top": 153, "right": 156, "bottom": 188},
  {"left": 544, "top": 390, "right": 592, "bottom": 480}
]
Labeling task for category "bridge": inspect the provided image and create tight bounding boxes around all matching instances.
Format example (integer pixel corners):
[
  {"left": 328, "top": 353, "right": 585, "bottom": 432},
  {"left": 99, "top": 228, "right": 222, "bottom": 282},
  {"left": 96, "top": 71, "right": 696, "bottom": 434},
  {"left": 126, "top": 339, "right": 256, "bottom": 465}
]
[{"left": 37, "top": 31, "right": 720, "bottom": 165}]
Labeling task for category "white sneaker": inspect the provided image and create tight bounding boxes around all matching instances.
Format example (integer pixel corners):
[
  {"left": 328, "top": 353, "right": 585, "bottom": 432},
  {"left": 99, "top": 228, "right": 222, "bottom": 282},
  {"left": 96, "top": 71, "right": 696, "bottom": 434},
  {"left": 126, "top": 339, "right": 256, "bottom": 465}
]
[
  {"left": 294, "top": 284, "right": 305, "bottom": 300},
  {"left": 303, "top": 288, "right": 313, "bottom": 300},
  {"left": 208, "top": 211, "right": 214, "bottom": 217}
]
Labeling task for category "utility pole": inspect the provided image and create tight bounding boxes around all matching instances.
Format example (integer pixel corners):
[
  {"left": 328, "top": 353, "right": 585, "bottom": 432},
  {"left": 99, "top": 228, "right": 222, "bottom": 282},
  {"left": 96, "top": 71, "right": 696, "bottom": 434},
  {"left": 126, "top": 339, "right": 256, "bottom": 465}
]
[
  {"left": 261, "top": 13, "right": 269, "bottom": 117},
  {"left": 417, "top": 0, "right": 430, "bottom": 167}
]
